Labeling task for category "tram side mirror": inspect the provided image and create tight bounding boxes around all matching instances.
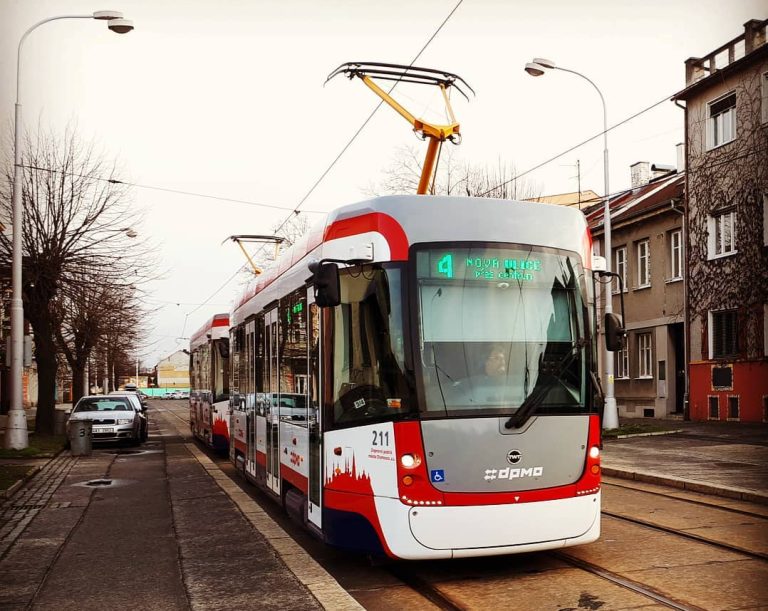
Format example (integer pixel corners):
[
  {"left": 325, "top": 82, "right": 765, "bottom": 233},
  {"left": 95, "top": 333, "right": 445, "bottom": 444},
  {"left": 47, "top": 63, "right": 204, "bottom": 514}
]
[
  {"left": 310, "top": 261, "right": 340, "bottom": 308},
  {"left": 604, "top": 313, "right": 626, "bottom": 351}
]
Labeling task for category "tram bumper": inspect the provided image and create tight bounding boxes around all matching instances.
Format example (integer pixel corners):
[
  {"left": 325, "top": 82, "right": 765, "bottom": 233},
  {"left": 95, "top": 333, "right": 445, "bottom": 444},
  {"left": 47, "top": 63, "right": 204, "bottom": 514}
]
[{"left": 376, "top": 492, "right": 601, "bottom": 560}]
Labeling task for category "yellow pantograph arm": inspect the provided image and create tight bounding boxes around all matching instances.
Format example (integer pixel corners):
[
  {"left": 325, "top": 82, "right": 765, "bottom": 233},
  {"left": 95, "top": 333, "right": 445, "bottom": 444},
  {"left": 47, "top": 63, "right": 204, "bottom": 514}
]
[
  {"left": 235, "top": 239, "right": 262, "bottom": 275},
  {"left": 360, "top": 76, "right": 460, "bottom": 141}
]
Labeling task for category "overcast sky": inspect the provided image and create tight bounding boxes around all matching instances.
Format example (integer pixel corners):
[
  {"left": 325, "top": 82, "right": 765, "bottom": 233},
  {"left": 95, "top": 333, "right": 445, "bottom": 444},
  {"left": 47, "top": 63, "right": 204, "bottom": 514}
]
[{"left": 1, "top": 0, "right": 765, "bottom": 367}]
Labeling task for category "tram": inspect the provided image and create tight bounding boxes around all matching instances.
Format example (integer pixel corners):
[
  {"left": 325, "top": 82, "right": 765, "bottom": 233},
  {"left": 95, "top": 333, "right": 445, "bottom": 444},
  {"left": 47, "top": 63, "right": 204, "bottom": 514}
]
[
  {"left": 227, "top": 194, "right": 613, "bottom": 560},
  {"left": 189, "top": 313, "right": 231, "bottom": 451}
]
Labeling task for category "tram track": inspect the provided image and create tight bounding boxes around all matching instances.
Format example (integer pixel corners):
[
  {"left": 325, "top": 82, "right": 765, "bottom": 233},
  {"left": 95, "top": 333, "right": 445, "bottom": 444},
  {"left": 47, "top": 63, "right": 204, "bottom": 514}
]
[
  {"left": 551, "top": 551, "right": 704, "bottom": 611},
  {"left": 602, "top": 510, "right": 768, "bottom": 561},
  {"left": 603, "top": 479, "right": 768, "bottom": 520},
  {"left": 159, "top": 403, "right": 767, "bottom": 609}
]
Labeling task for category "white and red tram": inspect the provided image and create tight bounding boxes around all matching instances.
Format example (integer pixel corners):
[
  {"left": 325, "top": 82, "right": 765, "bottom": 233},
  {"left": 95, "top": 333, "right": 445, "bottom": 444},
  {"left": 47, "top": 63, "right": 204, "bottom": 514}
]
[
  {"left": 228, "top": 195, "right": 605, "bottom": 560},
  {"left": 189, "top": 313, "right": 231, "bottom": 451}
]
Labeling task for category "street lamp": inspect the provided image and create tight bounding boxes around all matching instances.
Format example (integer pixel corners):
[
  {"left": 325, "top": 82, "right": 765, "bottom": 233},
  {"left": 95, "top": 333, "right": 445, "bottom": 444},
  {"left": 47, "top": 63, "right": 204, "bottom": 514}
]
[
  {"left": 4, "top": 11, "right": 134, "bottom": 450},
  {"left": 525, "top": 57, "right": 619, "bottom": 430}
]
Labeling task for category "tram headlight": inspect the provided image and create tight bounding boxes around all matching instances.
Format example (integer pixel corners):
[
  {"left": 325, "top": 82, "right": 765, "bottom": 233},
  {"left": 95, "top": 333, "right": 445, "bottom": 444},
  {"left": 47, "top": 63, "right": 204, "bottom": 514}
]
[
  {"left": 400, "top": 454, "right": 420, "bottom": 468},
  {"left": 588, "top": 446, "right": 600, "bottom": 459}
]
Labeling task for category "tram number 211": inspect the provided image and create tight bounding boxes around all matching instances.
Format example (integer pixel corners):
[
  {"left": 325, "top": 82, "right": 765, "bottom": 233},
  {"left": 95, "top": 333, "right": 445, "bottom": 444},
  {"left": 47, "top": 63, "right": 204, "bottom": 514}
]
[{"left": 372, "top": 430, "right": 390, "bottom": 446}]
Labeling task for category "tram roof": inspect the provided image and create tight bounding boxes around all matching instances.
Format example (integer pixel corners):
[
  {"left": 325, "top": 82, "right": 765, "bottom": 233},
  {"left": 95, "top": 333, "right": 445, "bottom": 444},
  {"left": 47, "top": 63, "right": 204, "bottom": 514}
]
[
  {"left": 230, "top": 195, "right": 590, "bottom": 325},
  {"left": 190, "top": 312, "right": 230, "bottom": 350}
]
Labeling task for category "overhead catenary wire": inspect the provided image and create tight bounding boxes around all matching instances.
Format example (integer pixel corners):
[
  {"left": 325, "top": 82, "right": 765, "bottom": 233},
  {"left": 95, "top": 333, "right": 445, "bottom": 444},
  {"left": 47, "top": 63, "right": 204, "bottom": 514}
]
[
  {"left": 18, "top": 164, "right": 325, "bottom": 214},
  {"left": 175, "top": 0, "right": 467, "bottom": 343},
  {"left": 477, "top": 93, "right": 674, "bottom": 197}
]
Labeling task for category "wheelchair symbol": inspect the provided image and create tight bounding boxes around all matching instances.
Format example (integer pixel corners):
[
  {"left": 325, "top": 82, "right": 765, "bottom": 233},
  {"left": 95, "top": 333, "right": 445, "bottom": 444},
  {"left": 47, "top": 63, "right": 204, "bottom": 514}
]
[{"left": 430, "top": 469, "right": 445, "bottom": 483}]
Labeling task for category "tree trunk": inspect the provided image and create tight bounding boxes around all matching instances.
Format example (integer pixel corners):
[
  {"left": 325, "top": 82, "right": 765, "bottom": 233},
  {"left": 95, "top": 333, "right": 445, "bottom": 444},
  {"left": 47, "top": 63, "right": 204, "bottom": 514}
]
[
  {"left": 71, "top": 361, "right": 86, "bottom": 405},
  {"left": 33, "top": 330, "right": 58, "bottom": 435}
]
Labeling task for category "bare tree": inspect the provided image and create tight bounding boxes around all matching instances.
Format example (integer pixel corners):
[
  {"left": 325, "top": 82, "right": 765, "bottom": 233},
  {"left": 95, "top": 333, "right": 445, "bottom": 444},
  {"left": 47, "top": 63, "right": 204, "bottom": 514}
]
[
  {"left": 367, "top": 145, "right": 541, "bottom": 200},
  {"left": 0, "top": 126, "right": 154, "bottom": 434},
  {"left": 54, "top": 275, "right": 144, "bottom": 404}
]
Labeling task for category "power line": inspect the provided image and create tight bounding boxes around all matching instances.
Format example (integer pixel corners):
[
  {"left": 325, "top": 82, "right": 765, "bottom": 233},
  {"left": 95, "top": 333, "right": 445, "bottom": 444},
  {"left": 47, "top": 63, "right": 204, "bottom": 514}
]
[
  {"left": 275, "top": 0, "right": 466, "bottom": 233},
  {"left": 20, "top": 164, "right": 325, "bottom": 214},
  {"left": 179, "top": 0, "right": 466, "bottom": 336},
  {"left": 477, "top": 93, "right": 674, "bottom": 197}
]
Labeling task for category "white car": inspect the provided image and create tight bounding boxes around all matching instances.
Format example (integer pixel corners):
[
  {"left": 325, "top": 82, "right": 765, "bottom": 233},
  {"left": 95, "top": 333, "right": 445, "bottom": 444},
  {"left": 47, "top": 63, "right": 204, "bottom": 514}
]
[{"left": 68, "top": 395, "right": 145, "bottom": 445}]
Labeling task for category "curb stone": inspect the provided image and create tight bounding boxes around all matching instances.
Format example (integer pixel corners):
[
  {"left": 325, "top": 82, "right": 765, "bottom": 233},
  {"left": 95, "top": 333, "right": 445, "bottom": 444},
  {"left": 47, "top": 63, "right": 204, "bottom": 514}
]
[{"left": 0, "top": 465, "right": 42, "bottom": 499}]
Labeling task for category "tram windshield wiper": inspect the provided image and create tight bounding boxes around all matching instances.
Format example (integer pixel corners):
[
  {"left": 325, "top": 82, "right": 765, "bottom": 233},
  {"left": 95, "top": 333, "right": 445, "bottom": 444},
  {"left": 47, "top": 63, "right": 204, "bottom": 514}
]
[{"left": 504, "top": 338, "right": 586, "bottom": 430}]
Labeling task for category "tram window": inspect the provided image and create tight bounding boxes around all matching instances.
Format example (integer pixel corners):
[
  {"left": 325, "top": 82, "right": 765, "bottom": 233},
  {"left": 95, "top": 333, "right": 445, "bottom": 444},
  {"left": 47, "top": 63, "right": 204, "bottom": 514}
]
[
  {"left": 416, "top": 247, "right": 587, "bottom": 417},
  {"left": 279, "top": 289, "right": 309, "bottom": 425},
  {"left": 331, "top": 265, "right": 414, "bottom": 426}
]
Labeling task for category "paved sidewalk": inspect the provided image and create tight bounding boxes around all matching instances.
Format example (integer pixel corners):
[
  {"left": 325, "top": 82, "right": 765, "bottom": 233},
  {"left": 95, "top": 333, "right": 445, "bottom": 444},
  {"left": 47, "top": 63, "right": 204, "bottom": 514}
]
[
  {"left": 0, "top": 409, "right": 360, "bottom": 610},
  {"left": 602, "top": 418, "right": 768, "bottom": 504}
]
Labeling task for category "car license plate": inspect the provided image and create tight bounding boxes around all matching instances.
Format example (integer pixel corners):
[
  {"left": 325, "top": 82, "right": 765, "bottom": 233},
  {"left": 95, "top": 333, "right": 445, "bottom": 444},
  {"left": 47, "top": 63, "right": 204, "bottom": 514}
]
[{"left": 93, "top": 427, "right": 114, "bottom": 433}]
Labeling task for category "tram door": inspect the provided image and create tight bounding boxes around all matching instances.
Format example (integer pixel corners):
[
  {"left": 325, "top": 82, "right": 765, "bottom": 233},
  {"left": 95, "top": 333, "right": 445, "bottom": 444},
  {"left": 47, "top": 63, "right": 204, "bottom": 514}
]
[
  {"left": 307, "top": 291, "right": 322, "bottom": 528},
  {"left": 265, "top": 307, "right": 281, "bottom": 494},
  {"left": 245, "top": 320, "right": 257, "bottom": 478}
]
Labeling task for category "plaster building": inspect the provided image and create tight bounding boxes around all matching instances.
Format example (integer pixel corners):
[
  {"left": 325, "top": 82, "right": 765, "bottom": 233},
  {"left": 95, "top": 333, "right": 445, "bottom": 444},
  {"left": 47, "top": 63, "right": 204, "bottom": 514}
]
[
  {"left": 155, "top": 349, "right": 191, "bottom": 390},
  {"left": 672, "top": 19, "right": 768, "bottom": 423},
  {"left": 588, "top": 162, "right": 686, "bottom": 419}
]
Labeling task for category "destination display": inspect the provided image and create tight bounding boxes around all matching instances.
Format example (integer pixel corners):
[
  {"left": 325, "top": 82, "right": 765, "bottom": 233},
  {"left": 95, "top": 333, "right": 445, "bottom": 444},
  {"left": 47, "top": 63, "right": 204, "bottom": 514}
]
[{"left": 418, "top": 249, "right": 546, "bottom": 283}]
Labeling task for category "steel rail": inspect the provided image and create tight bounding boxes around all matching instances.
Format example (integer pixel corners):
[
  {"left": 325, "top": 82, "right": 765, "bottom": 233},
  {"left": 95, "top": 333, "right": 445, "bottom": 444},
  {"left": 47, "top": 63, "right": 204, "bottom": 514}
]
[
  {"left": 603, "top": 480, "right": 768, "bottom": 520},
  {"left": 602, "top": 511, "right": 768, "bottom": 562},
  {"left": 552, "top": 551, "right": 705, "bottom": 611}
]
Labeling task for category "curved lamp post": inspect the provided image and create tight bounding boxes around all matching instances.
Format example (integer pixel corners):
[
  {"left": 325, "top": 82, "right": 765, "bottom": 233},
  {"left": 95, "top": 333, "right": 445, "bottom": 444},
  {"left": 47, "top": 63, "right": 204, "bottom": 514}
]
[
  {"left": 525, "top": 57, "right": 619, "bottom": 430},
  {"left": 5, "top": 11, "right": 134, "bottom": 450}
]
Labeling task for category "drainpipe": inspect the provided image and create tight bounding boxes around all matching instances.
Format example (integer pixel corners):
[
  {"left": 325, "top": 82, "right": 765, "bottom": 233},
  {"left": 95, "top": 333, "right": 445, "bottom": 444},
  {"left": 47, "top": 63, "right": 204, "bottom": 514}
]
[{"left": 674, "top": 97, "right": 690, "bottom": 421}]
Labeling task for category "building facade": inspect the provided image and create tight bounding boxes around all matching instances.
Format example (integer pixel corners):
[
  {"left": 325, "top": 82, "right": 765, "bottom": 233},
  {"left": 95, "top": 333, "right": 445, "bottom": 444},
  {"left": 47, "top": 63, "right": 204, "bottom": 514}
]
[
  {"left": 588, "top": 163, "right": 686, "bottom": 419},
  {"left": 156, "top": 350, "right": 191, "bottom": 390},
  {"left": 673, "top": 19, "right": 768, "bottom": 422}
]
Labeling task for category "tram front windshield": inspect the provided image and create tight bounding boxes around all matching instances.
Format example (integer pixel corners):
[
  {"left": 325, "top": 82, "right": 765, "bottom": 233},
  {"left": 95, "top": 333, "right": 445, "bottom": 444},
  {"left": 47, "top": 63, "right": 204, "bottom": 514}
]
[{"left": 415, "top": 246, "right": 588, "bottom": 418}]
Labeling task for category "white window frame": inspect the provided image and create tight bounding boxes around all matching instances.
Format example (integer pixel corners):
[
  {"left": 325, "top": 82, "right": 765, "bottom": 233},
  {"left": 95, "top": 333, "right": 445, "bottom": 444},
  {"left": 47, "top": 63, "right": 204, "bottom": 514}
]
[
  {"left": 707, "top": 209, "right": 737, "bottom": 259},
  {"left": 637, "top": 332, "right": 653, "bottom": 379},
  {"left": 636, "top": 240, "right": 650, "bottom": 289},
  {"left": 615, "top": 344, "right": 629, "bottom": 379},
  {"left": 613, "top": 246, "right": 627, "bottom": 294},
  {"left": 669, "top": 230, "right": 683, "bottom": 281},
  {"left": 706, "top": 91, "right": 736, "bottom": 150},
  {"left": 727, "top": 395, "right": 740, "bottom": 421},
  {"left": 761, "top": 71, "right": 768, "bottom": 125}
]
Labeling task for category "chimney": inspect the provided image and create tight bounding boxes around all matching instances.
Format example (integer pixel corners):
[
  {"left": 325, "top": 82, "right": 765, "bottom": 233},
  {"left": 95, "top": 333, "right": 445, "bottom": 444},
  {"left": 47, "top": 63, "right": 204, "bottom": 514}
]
[
  {"left": 630, "top": 161, "right": 651, "bottom": 188},
  {"left": 744, "top": 19, "right": 766, "bottom": 53},
  {"left": 676, "top": 143, "right": 686, "bottom": 172}
]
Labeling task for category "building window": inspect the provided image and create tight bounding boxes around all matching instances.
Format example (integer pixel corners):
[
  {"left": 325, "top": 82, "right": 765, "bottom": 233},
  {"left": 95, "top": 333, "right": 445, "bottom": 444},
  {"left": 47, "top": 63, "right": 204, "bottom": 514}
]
[
  {"left": 669, "top": 230, "right": 683, "bottom": 280},
  {"left": 636, "top": 240, "right": 650, "bottom": 288},
  {"left": 763, "top": 193, "right": 767, "bottom": 247},
  {"left": 761, "top": 72, "right": 768, "bottom": 125},
  {"left": 615, "top": 344, "right": 629, "bottom": 379},
  {"left": 637, "top": 332, "right": 652, "bottom": 378},
  {"left": 710, "top": 310, "right": 738, "bottom": 359},
  {"left": 727, "top": 396, "right": 739, "bottom": 420},
  {"left": 708, "top": 209, "right": 737, "bottom": 258},
  {"left": 613, "top": 246, "right": 627, "bottom": 293},
  {"left": 708, "top": 396, "right": 719, "bottom": 420},
  {"left": 707, "top": 91, "right": 736, "bottom": 149}
]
